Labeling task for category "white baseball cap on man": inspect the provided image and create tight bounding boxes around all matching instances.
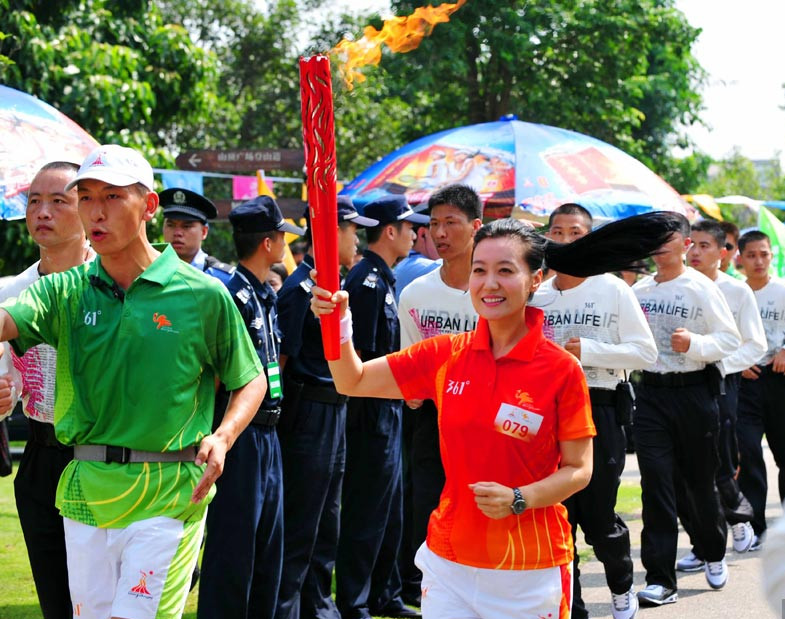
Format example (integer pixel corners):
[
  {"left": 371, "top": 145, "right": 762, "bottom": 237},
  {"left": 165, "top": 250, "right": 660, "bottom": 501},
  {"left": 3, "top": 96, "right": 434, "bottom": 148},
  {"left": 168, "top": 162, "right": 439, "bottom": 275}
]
[{"left": 65, "top": 145, "right": 154, "bottom": 191}]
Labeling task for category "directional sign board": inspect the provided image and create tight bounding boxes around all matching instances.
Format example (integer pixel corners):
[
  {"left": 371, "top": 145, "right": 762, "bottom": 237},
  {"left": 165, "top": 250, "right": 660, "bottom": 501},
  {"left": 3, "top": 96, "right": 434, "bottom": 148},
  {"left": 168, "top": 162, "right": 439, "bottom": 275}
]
[
  {"left": 213, "top": 198, "right": 307, "bottom": 220},
  {"left": 176, "top": 149, "right": 304, "bottom": 172}
]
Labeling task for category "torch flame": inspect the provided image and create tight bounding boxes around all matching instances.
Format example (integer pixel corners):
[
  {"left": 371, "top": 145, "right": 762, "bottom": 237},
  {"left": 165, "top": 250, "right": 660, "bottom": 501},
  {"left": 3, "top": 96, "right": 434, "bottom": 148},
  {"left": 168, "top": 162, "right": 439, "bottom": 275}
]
[{"left": 332, "top": 0, "right": 467, "bottom": 89}]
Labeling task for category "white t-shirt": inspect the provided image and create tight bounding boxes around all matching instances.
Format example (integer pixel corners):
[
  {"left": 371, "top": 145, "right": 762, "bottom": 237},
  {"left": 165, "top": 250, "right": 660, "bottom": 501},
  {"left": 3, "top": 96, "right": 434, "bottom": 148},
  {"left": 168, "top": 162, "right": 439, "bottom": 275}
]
[
  {"left": 633, "top": 267, "right": 740, "bottom": 374},
  {"left": 398, "top": 267, "right": 478, "bottom": 348},
  {"left": 714, "top": 270, "right": 767, "bottom": 374},
  {"left": 0, "top": 261, "right": 57, "bottom": 423},
  {"left": 750, "top": 277, "right": 785, "bottom": 366},
  {"left": 531, "top": 273, "right": 657, "bottom": 389}
]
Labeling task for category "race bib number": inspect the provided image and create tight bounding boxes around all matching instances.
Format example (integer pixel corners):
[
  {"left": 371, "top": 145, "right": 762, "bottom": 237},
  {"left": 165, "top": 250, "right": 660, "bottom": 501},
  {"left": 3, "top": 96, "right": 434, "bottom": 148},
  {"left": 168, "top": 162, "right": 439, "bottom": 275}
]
[{"left": 493, "top": 403, "right": 543, "bottom": 441}]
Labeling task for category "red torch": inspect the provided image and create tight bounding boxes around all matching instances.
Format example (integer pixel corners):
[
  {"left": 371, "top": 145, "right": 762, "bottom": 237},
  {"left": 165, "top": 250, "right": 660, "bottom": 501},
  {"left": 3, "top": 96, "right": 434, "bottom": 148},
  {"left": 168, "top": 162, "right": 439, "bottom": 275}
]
[{"left": 299, "top": 55, "right": 341, "bottom": 360}]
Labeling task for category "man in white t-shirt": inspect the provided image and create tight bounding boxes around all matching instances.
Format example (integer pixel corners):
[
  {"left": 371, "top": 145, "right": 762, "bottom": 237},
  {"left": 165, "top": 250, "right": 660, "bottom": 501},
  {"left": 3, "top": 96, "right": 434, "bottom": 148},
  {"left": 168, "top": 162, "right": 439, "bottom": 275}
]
[
  {"left": 531, "top": 203, "right": 656, "bottom": 619},
  {"left": 674, "top": 220, "right": 765, "bottom": 572},
  {"left": 397, "top": 184, "right": 482, "bottom": 606},
  {"left": 736, "top": 230, "right": 785, "bottom": 552},
  {"left": 632, "top": 215, "right": 740, "bottom": 606},
  {"left": 0, "top": 161, "right": 94, "bottom": 619}
]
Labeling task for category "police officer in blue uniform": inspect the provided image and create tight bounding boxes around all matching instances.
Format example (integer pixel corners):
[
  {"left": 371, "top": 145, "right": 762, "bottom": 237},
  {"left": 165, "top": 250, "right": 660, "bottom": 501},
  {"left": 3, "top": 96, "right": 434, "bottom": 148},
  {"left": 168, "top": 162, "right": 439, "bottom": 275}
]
[
  {"left": 160, "top": 187, "right": 235, "bottom": 285},
  {"left": 336, "top": 195, "right": 428, "bottom": 619},
  {"left": 198, "top": 196, "right": 304, "bottom": 619},
  {"left": 275, "top": 197, "right": 378, "bottom": 619}
]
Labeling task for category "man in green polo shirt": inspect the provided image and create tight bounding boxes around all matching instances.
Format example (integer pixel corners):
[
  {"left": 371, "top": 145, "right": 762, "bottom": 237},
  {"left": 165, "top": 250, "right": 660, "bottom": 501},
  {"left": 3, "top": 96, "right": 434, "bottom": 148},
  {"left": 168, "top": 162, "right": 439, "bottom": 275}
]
[{"left": 0, "top": 145, "right": 266, "bottom": 619}]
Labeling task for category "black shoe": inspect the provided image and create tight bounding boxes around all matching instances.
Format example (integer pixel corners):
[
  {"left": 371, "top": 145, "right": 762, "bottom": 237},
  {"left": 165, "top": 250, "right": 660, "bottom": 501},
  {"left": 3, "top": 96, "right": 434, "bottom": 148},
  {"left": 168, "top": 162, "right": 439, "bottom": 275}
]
[
  {"left": 400, "top": 592, "right": 422, "bottom": 608},
  {"left": 371, "top": 601, "right": 422, "bottom": 618}
]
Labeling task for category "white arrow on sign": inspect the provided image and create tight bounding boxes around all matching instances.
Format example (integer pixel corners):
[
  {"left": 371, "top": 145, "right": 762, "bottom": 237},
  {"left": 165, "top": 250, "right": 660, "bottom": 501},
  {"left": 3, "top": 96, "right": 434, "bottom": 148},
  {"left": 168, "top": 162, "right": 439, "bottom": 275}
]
[{"left": 188, "top": 153, "right": 202, "bottom": 168}]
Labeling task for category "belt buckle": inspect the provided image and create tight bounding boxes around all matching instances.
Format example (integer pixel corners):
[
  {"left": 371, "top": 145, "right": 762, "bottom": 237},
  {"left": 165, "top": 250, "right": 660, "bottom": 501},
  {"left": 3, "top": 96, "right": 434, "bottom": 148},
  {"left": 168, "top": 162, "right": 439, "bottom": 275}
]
[{"left": 105, "top": 445, "right": 131, "bottom": 464}]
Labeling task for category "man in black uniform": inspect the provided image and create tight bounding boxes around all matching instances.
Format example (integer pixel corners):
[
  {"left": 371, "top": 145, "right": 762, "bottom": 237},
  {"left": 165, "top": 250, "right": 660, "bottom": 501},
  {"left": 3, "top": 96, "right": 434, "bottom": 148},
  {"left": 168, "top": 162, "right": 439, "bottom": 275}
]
[
  {"left": 275, "top": 197, "right": 378, "bottom": 619},
  {"left": 198, "top": 196, "right": 304, "bottom": 619},
  {"left": 160, "top": 187, "right": 235, "bottom": 285},
  {"left": 336, "top": 194, "right": 428, "bottom": 619}
]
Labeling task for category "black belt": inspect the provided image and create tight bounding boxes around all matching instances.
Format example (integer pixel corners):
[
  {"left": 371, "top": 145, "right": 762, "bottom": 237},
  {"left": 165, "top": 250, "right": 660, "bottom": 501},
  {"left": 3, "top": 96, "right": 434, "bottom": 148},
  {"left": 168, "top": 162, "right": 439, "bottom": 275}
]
[
  {"left": 300, "top": 382, "right": 348, "bottom": 405},
  {"left": 252, "top": 407, "right": 281, "bottom": 427},
  {"left": 589, "top": 388, "right": 617, "bottom": 406},
  {"left": 74, "top": 445, "right": 197, "bottom": 464},
  {"left": 641, "top": 369, "right": 707, "bottom": 387},
  {"left": 28, "top": 418, "right": 69, "bottom": 449}
]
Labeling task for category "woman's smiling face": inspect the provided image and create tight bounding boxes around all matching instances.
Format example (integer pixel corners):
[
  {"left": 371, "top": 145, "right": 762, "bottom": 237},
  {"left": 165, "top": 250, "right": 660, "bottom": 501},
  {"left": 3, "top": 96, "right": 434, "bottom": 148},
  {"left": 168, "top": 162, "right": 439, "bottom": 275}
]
[{"left": 470, "top": 236, "right": 542, "bottom": 322}]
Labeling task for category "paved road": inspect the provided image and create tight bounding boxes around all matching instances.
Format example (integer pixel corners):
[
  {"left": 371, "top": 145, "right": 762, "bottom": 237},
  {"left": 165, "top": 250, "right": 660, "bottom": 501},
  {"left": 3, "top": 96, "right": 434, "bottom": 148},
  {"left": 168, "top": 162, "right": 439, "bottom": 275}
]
[{"left": 578, "top": 445, "right": 783, "bottom": 618}]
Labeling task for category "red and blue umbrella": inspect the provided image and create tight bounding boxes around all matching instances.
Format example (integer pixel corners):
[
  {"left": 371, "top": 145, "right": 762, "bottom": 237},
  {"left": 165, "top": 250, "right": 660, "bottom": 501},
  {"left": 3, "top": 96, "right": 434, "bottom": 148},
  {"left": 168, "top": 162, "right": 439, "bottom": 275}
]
[
  {"left": 0, "top": 85, "right": 98, "bottom": 220},
  {"left": 340, "top": 117, "right": 692, "bottom": 221}
]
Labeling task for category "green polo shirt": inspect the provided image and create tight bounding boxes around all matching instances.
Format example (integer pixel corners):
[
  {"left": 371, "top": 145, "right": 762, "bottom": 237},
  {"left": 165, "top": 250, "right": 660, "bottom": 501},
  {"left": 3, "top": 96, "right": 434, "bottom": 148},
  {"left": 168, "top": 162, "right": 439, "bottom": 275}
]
[{"left": 2, "top": 245, "right": 262, "bottom": 528}]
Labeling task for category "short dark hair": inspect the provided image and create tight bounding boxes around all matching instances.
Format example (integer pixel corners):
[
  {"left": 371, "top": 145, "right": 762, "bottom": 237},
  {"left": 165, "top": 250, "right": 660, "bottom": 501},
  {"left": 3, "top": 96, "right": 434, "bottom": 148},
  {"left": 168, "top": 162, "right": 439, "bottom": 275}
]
[
  {"left": 719, "top": 221, "right": 740, "bottom": 244},
  {"left": 739, "top": 230, "right": 771, "bottom": 253},
  {"left": 428, "top": 184, "right": 483, "bottom": 220},
  {"left": 548, "top": 202, "right": 593, "bottom": 229},
  {"left": 30, "top": 161, "right": 79, "bottom": 195},
  {"left": 234, "top": 230, "right": 278, "bottom": 260},
  {"left": 36, "top": 161, "right": 80, "bottom": 175},
  {"left": 366, "top": 221, "right": 404, "bottom": 245},
  {"left": 691, "top": 220, "right": 726, "bottom": 248}
]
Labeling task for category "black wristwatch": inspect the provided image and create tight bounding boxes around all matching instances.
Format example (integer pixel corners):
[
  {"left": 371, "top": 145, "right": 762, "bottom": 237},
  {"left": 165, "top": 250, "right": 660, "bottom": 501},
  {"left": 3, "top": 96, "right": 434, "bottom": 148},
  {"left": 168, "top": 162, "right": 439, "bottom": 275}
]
[{"left": 511, "top": 487, "right": 526, "bottom": 515}]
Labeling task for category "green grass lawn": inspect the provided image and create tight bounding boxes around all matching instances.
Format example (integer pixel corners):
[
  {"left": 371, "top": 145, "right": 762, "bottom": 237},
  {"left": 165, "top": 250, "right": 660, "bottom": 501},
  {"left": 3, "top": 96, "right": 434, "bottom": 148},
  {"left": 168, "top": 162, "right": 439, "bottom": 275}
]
[{"left": 0, "top": 471, "right": 642, "bottom": 618}]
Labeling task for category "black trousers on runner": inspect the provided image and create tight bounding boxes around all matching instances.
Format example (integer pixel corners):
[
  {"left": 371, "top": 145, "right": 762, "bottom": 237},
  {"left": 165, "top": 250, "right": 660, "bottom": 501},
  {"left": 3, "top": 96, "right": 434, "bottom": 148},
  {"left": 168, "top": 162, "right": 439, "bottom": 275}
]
[
  {"left": 411, "top": 400, "right": 445, "bottom": 551},
  {"left": 398, "top": 404, "right": 421, "bottom": 603},
  {"left": 634, "top": 374, "right": 726, "bottom": 590},
  {"left": 567, "top": 394, "right": 632, "bottom": 619},
  {"left": 336, "top": 398, "right": 404, "bottom": 619},
  {"left": 13, "top": 420, "right": 73, "bottom": 619},
  {"left": 276, "top": 393, "right": 346, "bottom": 619},
  {"left": 676, "top": 372, "right": 751, "bottom": 557},
  {"left": 737, "top": 366, "right": 785, "bottom": 536}
]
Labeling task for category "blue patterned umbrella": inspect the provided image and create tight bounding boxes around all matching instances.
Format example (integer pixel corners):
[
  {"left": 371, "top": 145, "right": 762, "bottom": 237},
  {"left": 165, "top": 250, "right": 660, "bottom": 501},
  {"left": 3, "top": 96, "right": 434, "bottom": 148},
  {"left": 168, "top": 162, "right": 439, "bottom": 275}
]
[
  {"left": 0, "top": 85, "right": 98, "bottom": 219},
  {"left": 340, "top": 117, "right": 692, "bottom": 221}
]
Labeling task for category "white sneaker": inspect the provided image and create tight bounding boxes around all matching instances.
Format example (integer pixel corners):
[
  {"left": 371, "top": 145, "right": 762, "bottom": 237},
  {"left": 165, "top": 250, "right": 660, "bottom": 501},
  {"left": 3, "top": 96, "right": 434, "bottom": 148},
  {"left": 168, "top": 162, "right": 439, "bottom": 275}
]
[
  {"left": 637, "top": 584, "right": 678, "bottom": 606},
  {"left": 611, "top": 587, "right": 639, "bottom": 619},
  {"left": 675, "top": 550, "right": 705, "bottom": 572},
  {"left": 731, "top": 522, "right": 754, "bottom": 552},
  {"left": 705, "top": 558, "right": 729, "bottom": 589}
]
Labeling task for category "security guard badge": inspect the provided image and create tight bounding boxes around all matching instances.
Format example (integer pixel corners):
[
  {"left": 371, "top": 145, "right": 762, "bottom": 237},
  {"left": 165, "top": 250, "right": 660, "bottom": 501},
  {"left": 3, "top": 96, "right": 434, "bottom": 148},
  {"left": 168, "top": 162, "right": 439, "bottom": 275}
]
[
  {"left": 362, "top": 271, "right": 378, "bottom": 289},
  {"left": 267, "top": 361, "right": 283, "bottom": 399}
]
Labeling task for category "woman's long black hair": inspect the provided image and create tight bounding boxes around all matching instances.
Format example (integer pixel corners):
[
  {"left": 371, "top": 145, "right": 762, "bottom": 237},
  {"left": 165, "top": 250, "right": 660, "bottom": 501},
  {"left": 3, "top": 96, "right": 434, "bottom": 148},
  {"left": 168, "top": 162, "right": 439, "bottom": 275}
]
[{"left": 473, "top": 212, "right": 688, "bottom": 277}]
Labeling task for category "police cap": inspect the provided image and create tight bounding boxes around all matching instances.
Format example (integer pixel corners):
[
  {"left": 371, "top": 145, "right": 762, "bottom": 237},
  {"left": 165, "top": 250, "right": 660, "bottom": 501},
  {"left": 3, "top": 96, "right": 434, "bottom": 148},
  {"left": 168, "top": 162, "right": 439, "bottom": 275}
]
[
  {"left": 229, "top": 195, "right": 305, "bottom": 235},
  {"left": 160, "top": 188, "right": 217, "bottom": 224},
  {"left": 363, "top": 195, "right": 429, "bottom": 226}
]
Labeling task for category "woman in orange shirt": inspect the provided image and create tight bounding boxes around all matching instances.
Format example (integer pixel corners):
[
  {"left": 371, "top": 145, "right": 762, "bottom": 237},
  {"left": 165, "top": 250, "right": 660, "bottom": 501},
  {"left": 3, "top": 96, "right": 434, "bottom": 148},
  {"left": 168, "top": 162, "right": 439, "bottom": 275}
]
[{"left": 311, "top": 214, "right": 679, "bottom": 619}]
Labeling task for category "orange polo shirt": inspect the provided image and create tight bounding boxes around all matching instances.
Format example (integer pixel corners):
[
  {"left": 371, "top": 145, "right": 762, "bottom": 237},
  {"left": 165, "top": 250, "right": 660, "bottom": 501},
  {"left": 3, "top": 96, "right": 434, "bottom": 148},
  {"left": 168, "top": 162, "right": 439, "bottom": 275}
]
[{"left": 387, "top": 306, "right": 595, "bottom": 570}]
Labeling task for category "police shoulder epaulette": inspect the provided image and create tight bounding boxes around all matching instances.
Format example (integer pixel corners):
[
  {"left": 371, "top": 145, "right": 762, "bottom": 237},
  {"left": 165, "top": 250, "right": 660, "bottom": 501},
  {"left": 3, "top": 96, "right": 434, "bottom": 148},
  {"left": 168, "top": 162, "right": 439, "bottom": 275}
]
[
  {"left": 362, "top": 269, "right": 379, "bottom": 289},
  {"left": 299, "top": 277, "right": 315, "bottom": 293},
  {"left": 235, "top": 288, "right": 252, "bottom": 304},
  {"left": 204, "top": 255, "right": 236, "bottom": 275}
]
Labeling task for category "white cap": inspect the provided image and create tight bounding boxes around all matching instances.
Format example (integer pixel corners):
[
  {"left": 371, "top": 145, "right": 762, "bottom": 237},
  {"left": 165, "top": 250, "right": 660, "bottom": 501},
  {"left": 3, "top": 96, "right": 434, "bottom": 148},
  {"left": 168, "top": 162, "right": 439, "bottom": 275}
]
[{"left": 65, "top": 145, "right": 154, "bottom": 191}]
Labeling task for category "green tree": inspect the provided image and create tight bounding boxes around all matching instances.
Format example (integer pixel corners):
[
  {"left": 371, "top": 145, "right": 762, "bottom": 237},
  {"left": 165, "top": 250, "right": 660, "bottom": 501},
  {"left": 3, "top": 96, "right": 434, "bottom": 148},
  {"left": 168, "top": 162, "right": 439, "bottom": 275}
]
[
  {"left": 699, "top": 148, "right": 765, "bottom": 199},
  {"left": 0, "top": 0, "right": 223, "bottom": 273},
  {"left": 315, "top": 0, "right": 705, "bottom": 180},
  {"left": 0, "top": 0, "right": 221, "bottom": 156}
]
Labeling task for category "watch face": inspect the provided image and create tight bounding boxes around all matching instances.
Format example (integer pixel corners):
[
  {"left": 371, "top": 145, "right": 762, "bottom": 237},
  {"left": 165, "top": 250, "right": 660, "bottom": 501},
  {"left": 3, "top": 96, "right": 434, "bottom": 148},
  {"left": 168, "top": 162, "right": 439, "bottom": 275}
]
[{"left": 512, "top": 499, "right": 526, "bottom": 515}]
